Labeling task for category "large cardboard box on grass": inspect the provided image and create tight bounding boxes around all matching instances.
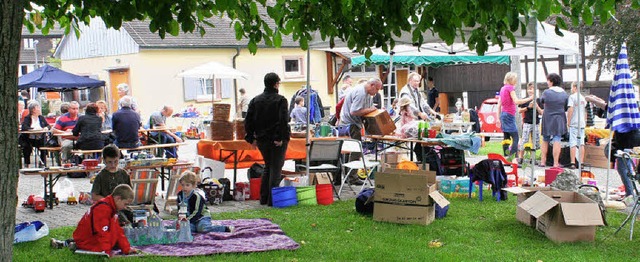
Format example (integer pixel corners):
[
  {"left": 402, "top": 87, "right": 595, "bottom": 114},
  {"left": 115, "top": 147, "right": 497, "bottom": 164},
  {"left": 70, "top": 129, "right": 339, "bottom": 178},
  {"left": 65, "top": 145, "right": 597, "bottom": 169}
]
[
  {"left": 373, "top": 168, "right": 450, "bottom": 225},
  {"left": 504, "top": 187, "right": 555, "bottom": 226},
  {"left": 518, "top": 190, "right": 604, "bottom": 243},
  {"left": 363, "top": 109, "right": 396, "bottom": 136}
]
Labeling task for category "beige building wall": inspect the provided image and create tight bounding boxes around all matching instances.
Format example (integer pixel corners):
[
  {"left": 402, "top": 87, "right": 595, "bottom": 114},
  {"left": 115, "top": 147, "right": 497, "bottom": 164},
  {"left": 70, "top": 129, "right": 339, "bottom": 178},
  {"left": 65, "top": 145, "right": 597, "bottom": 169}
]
[{"left": 61, "top": 48, "right": 334, "bottom": 122}]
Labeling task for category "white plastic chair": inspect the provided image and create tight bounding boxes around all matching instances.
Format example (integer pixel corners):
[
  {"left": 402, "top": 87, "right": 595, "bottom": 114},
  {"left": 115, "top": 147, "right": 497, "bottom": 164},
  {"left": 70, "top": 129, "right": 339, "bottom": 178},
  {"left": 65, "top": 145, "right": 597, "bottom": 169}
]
[{"left": 339, "top": 139, "right": 379, "bottom": 195}]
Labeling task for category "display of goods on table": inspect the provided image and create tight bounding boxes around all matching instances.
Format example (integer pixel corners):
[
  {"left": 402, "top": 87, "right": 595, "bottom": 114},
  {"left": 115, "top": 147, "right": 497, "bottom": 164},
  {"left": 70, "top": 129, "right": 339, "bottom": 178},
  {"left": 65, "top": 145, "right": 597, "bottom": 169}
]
[
  {"left": 585, "top": 128, "right": 610, "bottom": 145},
  {"left": 211, "top": 120, "right": 234, "bottom": 140},
  {"left": 127, "top": 157, "right": 166, "bottom": 167}
]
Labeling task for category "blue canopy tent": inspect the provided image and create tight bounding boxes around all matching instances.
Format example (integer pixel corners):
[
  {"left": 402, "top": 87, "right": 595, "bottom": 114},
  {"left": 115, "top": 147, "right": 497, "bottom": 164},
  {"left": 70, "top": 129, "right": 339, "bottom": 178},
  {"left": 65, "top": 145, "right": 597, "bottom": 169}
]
[{"left": 18, "top": 65, "right": 105, "bottom": 91}]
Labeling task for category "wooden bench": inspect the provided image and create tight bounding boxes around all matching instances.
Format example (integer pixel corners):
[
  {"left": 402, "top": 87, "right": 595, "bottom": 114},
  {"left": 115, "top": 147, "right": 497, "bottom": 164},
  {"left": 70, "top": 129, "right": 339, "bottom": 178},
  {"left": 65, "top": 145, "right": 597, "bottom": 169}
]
[
  {"left": 71, "top": 143, "right": 188, "bottom": 158},
  {"left": 40, "top": 147, "right": 62, "bottom": 166}
]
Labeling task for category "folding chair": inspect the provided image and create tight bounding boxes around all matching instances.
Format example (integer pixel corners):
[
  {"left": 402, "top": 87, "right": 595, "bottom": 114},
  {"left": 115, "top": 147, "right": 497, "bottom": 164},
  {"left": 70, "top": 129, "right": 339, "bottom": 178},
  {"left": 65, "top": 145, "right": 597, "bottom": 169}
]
[
  {"left": 613, "top": 152, "right": 640, "bottom": 240},
  {"left": 297, "top": 140, "right": 344, "bottom": 200},
  {"left": 164, "top": 166, "right": 200, "bottom": 212},
  {"left": 339, "top": 139, "right": 379, "bottom": 195},
  {"left": 127, "top": 168, "right": 159, "bottom": 212}
]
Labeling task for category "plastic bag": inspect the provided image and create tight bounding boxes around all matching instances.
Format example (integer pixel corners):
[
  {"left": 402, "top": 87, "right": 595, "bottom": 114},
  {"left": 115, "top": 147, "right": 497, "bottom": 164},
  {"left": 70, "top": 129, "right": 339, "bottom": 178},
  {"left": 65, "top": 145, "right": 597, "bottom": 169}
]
[
  {"left": 53, "top": 178, "right": 75, "bottom": 200},
  {"left": 14, "top": 221, "right": 49, "bottom": 244}
]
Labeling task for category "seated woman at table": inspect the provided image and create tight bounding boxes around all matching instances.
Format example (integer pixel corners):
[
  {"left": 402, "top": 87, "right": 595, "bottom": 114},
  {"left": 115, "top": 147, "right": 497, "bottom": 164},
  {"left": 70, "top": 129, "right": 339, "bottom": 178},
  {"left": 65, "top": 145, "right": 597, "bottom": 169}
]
[
  {"left": 72, "top": 103, "right": 105, "bottom": 150},
  {"left": 20, "top": 101, "right": 50, "bottom": 167}
]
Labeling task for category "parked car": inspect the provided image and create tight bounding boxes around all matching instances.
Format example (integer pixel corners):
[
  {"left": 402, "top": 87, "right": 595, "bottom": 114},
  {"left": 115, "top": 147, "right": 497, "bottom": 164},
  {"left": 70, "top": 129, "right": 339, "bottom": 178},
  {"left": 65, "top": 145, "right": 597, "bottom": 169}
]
[{"left": 478, "top": 96, "right": 502, "bottom": 136}]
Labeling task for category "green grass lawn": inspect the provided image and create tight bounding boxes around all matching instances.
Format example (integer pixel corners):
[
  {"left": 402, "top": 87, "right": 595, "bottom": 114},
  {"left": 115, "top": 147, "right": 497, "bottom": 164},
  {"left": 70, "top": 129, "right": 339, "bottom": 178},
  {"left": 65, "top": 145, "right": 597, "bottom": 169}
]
[
  {"left": 14, "top": 194, "right": 640, "bottom": 261},
  {"left": 476, "top": 141, "right": 541, "bottom": 160}
]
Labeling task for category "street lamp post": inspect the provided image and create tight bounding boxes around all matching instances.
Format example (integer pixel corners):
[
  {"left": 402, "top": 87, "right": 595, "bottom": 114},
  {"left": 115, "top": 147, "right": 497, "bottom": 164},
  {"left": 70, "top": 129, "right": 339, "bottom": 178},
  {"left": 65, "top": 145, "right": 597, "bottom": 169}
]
[{"left": 33, "top": 39, "right": 39, "bottom": 68}]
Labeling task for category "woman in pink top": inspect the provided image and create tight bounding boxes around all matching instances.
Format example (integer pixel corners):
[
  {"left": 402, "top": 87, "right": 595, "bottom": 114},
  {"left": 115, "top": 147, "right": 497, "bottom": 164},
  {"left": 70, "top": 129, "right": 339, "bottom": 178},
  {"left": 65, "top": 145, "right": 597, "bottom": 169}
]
[{"left": 497, "top": 72, "right": 533, "bottom": 160}]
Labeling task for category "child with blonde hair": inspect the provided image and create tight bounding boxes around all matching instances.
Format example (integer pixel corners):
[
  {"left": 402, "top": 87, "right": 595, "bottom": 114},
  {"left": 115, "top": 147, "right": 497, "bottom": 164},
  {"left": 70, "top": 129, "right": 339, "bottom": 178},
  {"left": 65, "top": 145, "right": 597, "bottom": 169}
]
[{"left": 177, "top": 171, "right": 233, "bottom": 233}]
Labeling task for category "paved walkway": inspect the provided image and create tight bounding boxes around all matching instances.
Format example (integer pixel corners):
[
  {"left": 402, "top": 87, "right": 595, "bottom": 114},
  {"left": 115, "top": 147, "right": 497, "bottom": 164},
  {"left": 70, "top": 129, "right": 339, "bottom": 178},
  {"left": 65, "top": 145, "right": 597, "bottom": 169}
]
[{"left": 16, "top": 140, "right": 624, "bottom": 229}]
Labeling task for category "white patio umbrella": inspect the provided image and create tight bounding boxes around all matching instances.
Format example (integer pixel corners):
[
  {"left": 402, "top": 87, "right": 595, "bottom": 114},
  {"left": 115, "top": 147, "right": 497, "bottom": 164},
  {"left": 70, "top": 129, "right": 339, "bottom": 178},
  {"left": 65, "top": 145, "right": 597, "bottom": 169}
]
[
  {"left": 177, "top": 61, "right": 250, "bottom": 117},
  {"left": 606, "top": 44, "right": 640, "bottom": 197}
]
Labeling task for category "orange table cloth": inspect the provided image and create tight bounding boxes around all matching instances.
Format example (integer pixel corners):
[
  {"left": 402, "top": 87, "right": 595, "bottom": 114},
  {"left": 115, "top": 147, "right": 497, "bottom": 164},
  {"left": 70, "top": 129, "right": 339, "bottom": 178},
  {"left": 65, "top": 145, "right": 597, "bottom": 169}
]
[{"left": 197, "top": 138, "right": 309, "bottom": 169}]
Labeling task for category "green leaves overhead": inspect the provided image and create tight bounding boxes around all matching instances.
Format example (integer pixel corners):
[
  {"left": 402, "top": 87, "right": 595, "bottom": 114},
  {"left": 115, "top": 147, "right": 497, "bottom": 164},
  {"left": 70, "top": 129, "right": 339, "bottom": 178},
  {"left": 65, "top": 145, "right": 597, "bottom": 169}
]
[{"left": 23, "top": 0, "right": 623, "bottom": 57}]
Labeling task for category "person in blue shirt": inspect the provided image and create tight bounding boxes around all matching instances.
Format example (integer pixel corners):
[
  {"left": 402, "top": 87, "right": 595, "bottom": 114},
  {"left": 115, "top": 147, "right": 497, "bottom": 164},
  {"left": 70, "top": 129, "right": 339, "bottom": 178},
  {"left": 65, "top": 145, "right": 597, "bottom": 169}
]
[{"left": 290, "top": 96, "right": 307, "bottom": 124}]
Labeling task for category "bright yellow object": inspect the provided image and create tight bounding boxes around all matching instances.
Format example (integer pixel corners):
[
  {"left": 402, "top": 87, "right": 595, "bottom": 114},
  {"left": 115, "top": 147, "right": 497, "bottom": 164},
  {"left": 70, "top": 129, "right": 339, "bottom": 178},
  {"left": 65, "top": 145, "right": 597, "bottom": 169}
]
[{"left": 396, "top": 160, "right": 419, "bottom": 170}]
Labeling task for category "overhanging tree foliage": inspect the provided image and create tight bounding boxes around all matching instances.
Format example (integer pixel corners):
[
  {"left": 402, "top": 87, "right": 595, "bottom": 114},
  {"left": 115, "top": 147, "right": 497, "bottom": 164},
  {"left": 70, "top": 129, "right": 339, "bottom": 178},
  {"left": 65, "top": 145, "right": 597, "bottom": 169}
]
[
  {"left": 581, "top": 1, "right": 640, "bottom": 76},
  {"left": 1, "top": 0, "right": 631, "bottom": 259}
]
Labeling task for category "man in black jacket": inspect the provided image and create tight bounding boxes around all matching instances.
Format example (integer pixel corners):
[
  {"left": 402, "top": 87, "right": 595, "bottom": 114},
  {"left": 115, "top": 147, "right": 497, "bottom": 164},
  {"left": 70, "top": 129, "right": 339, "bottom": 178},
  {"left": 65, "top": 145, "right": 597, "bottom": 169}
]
[{"left": 245, "top": 73, "right": 291, "bottom": 206}]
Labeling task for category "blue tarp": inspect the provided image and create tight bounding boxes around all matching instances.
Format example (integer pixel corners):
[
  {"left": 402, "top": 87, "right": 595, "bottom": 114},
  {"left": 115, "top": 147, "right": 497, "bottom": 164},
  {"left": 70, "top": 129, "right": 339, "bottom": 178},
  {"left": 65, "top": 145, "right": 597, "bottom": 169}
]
[{"left": 18, "top": 65, "right": 105, "bottom": 90}]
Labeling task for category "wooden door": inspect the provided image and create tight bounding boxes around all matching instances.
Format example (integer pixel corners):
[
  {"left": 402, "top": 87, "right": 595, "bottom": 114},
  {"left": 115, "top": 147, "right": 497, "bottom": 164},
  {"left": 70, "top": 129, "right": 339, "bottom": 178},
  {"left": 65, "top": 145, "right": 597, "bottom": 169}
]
[
  {"left": 108, "top": 69, "right": 130, "bottom": 113},
  {"left": 396, "top": 69, "right": 409, "bottom": 92}
]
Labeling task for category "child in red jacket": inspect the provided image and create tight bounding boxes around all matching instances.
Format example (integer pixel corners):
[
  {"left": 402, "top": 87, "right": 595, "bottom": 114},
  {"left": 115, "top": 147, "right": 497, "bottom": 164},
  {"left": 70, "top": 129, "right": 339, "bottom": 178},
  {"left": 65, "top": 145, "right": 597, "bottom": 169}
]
[{"left": 51, "top": 184, "right": 139, "bottom": 257}]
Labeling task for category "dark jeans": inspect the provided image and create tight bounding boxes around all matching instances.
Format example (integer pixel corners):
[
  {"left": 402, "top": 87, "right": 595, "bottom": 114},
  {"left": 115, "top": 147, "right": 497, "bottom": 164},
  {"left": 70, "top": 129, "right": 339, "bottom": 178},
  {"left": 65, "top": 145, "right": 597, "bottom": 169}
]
[
  {"left": 617, "top": 157, "right": 636, "bottom": 197},
  {"left": 157, "top": 132, "right": 178, "bottom": 158},
  {"left": 257, "top": 139, "right": 288, "bottom": 206},
  {"left": 23, "top": 138, "right": 46, "bottom": 166}
]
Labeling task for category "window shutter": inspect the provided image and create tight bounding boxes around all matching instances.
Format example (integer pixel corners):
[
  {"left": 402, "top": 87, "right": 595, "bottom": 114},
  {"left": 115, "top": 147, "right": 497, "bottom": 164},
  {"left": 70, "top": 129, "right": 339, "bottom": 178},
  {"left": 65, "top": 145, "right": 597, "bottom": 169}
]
[
  {"left": 221, "top": 79, "right": 233, "bottom": 99},
  {"left": 183, "top": 77, "right": 200, "bottom": 101}
]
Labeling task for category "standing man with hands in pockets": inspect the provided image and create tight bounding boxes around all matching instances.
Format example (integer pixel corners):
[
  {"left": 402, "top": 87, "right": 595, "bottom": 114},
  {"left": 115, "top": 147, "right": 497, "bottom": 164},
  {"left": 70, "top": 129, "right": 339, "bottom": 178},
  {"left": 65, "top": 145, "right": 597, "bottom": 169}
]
[{"left": 244, "top": 73, "right": 290, "bottom": 206}]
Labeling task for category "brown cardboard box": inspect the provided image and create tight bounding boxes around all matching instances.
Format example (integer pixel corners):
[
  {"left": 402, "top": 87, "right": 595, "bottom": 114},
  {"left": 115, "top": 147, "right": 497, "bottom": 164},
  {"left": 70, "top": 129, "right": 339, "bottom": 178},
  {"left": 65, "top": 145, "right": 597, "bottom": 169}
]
[
  {"left": 309, "top": 172, "right": 332, "bottom": 185},
  {"left": 379, "top": 151, "right": 406, "bottom": 171},
  {"left": 363, "top": 109, "right": 396, "bottom": 136},
  {"left": 373, "top": 169, "right": 449, "bottom": 225},
  {"left": 584, "top": 144, "right": 609, "bottom": 168},
  {"left": 518, "top": 191, "right": 604, "bottom": 242},
  {"left": 374, "top": 168, "right": 437, "bottom": 206},
  {"left": 504, "top": 187, "right": 555, "bottom": 226}
]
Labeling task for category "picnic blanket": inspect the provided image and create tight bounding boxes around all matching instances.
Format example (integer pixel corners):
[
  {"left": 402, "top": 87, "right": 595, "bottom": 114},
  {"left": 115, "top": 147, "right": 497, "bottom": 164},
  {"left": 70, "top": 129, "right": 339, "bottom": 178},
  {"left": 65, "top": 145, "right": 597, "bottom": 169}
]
[{"left": 121, "top": 218, "right": 299, "bottom": 257}]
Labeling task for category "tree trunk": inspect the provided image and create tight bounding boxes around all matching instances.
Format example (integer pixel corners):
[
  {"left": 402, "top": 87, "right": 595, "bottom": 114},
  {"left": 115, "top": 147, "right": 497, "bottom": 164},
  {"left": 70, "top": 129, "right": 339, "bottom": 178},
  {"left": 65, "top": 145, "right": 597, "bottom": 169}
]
[{"left": 0, "top": 0, "right": 25, "bottom": 260}]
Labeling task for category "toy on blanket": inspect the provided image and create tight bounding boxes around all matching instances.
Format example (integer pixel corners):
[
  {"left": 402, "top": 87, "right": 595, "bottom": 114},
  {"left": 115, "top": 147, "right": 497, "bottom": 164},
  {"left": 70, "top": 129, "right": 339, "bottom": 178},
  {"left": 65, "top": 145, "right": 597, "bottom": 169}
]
[{"left": 124, "top": 213, "right": 193, "bottom": 246}]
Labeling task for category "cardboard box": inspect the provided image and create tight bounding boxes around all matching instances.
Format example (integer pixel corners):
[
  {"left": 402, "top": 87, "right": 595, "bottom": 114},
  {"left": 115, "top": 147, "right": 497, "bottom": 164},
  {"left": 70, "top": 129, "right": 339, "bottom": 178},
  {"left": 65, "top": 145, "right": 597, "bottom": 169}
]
[
  {"left": 518, "top": 191, "right": 604, "bottom": 242},
  {"left": 309, "top": 172, "right": 332, "bottom": 185},
  {"left": 364, "top": 109, "right": 396, "bottom": 136},
  {"left": 373, "top": 169, "right": 449, "bottom": 225},
  {"left": 374, "top": 169, "right": 437, "bottom": 206},
  {"left": 504, "top": 187, "right": 555, "bottom": 226},
  {"left": 379, "top": 151, "right": 406, "bottom": 170},
  {"left": 584, "top": 144, "right": 609, "bottom": 168}
]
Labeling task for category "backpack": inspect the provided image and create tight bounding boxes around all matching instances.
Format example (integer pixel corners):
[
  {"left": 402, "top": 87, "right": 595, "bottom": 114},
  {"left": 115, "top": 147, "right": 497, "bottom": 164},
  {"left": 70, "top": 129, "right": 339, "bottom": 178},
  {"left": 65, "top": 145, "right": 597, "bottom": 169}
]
[
  {"left": 217, "top": 178, "right": 233, "bottom": 201},
  {"left": 247, "top": 163, "right": 265, "bottom": 180},
  {"left": 355, "top": 188, "right": 375, "bottom": 215}
]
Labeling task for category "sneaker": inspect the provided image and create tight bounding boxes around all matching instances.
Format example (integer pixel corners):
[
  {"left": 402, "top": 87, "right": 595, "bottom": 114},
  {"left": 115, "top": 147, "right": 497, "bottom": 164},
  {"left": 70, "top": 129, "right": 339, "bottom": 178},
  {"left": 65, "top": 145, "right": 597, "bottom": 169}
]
[
  {"left": 50, "top": 238, "right": 65, "bottom": 249},
  {"left": 226, "top": 226, "right": 235, "bottom": 233}
]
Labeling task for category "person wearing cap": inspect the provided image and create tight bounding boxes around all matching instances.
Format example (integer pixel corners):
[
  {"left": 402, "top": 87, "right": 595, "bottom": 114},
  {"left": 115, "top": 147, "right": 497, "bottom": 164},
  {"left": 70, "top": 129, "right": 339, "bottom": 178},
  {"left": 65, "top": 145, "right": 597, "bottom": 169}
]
[{"left": 395, "top": 97, "right": 419, "bottom": 138}]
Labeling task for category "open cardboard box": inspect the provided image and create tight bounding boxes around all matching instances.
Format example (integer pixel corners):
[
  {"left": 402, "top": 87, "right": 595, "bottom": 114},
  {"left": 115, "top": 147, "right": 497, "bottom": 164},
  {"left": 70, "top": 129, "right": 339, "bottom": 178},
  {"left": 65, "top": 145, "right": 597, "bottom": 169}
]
[
  {"left": 504, "top": 187, "right": 555, "bottom": 226},
  {"left": 373, "top": 168, "right": 450, "bottom": 225},
  {"left": 518, "top": 190, "right": 604, "bottom": 243}
]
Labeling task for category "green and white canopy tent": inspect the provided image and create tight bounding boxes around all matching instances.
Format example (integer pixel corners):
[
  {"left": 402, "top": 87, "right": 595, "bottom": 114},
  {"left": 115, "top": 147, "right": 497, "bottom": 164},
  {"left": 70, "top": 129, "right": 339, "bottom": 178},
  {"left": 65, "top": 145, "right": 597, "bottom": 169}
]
[{"left": 351, "top": 54, "right": 510, "bottom": 68}]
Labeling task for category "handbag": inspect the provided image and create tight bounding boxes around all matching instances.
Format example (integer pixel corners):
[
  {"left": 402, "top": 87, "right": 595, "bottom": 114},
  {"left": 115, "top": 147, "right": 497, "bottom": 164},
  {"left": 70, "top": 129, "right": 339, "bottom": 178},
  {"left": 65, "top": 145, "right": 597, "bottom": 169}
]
[{"left": 45, "top": 136, "right": 59, "bottom": 147}]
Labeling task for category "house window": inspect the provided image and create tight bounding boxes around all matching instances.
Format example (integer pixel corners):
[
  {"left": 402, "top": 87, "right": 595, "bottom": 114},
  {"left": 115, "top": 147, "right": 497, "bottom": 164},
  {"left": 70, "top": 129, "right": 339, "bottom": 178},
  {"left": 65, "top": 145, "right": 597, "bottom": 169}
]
[
  {"left": 183, "top": 78, "right": 233, "bottom": 102},
  {"left": 23, "top": 38, "right": 35, "bottom": 50},
  {"left": 283, "top": 56, "right": 304, "bottom": 78},
  {"left": 564, "top": 55, "right": 581, "bottom": 65}
]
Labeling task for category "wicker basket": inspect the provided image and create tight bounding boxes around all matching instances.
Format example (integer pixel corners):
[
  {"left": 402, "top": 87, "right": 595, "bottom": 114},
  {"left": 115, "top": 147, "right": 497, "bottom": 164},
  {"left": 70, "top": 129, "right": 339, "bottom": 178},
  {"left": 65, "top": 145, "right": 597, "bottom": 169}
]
[
  {"left": 233, "top": 119, "right": 245, "bottom": 140},
  {"left": 210, "top": 120, "right": 234, "bottom": 140},
  {"left": 213, "top": 103, "right": 231, "bottom": 121}
]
